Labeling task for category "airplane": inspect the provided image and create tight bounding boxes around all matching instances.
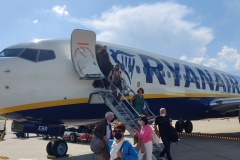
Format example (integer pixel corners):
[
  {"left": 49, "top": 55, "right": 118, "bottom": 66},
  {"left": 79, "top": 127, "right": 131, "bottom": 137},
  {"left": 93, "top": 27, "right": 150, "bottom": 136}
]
[{"left": 0, "top": 29, "right": 240, "bottom": 157}]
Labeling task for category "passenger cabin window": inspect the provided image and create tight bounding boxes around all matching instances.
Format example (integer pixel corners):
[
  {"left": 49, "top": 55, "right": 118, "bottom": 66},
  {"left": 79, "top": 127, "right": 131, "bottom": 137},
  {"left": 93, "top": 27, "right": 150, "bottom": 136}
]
[
  {"left": 143, "top": 67, "right": 147, "bottom": 75},
  {"left": 162, "top": 70, "right": 165, "bottom": 77},
  {"left": 167, "top": 71, "right": 171, "bottom": 78},
  {"left": 149, "top": 68, "right": 154, "bottom": 76},
  {"left": 178, "top": 73, "right": 181, "bottom": 80},
  {"left": 0, "top": 48, "right": 24, "bottom": 57},
  {"left": 136, "top": 66, "right": 141, "bottom": 74},
  {"left": 119, "top": 63, "right": 125, "bottom": 71},
  {"left": 128, "top": 65, "right": 133, "bottom": 72},
  {"left": 155, "top": 69, "right": 160, "bottom": 77}
]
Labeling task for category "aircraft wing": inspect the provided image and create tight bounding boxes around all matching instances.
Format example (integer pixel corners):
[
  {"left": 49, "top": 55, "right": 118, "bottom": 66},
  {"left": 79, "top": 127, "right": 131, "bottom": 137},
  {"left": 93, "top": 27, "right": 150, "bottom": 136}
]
[{"left": 210, "top": 98, "right": 240, "bottom": 112}]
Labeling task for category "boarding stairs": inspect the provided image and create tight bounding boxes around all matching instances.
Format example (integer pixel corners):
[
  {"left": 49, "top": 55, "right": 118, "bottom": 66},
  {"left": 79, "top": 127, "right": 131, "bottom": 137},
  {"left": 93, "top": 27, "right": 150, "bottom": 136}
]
[{"left": 88, "top": 79, "right": 162, "bottom": 160}]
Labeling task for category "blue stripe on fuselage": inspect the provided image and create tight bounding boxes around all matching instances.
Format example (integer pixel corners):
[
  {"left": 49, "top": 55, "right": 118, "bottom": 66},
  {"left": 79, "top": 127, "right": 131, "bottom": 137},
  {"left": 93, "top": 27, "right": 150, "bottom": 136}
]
[{"left": 2, "top": 97, "right": 234, "bottom": 124}]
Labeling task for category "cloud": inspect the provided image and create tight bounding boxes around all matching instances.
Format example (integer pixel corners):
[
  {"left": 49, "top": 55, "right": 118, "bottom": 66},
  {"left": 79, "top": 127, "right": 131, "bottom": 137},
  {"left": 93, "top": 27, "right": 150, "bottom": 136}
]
[
  {"left": 218, "top": 46, "right": 240, "bottom": 70},
  {"left": 52, "top": 5, "right": 69, "bottom": 16},
  {"left": 33, "top": 20, "right": 38, "bottom": 24},
  {"left": 180, "top": 46, "right": 240, "bottom": 74},
  {"left": 78, "top": 2, "right": 213, "bottom": 57}
]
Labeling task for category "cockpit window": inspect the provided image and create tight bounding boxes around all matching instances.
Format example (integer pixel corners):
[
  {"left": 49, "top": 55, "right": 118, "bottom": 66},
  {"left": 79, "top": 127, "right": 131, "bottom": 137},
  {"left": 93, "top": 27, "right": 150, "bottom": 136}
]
[
  {"left": 0, "top": 48, "right": 24, "bottom": 57},
  {"left": 38, "top": 50, "right": 56, "bottom": 62},
  {"left": 20, "top": 49, "right": 38, "bottom": 62},
  {"left": 0, "top": 48, "right": 56, "bottom": 62}
]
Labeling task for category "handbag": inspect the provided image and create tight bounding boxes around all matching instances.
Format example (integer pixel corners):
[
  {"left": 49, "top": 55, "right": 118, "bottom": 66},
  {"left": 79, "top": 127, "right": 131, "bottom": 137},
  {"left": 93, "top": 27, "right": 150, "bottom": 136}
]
[
  {"left": 90, "top": 135, "right": 104, "bottom": 154},
  {"left": 151, "top": 126, "right": 160, "bottom": 144},
  {"left": 168, "top": 126, "right": 179, "bottom": 143}
]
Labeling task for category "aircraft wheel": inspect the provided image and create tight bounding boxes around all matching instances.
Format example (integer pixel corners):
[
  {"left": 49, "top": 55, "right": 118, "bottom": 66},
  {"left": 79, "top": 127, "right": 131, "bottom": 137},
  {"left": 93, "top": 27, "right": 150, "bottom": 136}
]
[
  {"left": 175, "top": 120, "right": 184, "bottom": 132},
  {"left": 69, "top": 133, "right": 77, "bottom": 143},
  {"left": 46, "top": 141, "right": 53, "bottom": 155},
  {"left": 184, "top": 120, "right": 193, "bottom": 133},
  {"left": 16, "top": 132, "right": 26, "bottom": 138},
  {"left": 43, "top": 135, "right": 49, "bottom": 140},
  {"left": 51, "top": 139, "right": 68, "bottom": 157}
]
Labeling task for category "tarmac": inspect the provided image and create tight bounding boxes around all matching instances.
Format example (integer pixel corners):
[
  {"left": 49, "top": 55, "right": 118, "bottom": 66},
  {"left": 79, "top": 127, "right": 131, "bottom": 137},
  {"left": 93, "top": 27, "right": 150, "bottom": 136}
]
[{"left": 0, "top": 118, "right": 240, "bottom": 160}]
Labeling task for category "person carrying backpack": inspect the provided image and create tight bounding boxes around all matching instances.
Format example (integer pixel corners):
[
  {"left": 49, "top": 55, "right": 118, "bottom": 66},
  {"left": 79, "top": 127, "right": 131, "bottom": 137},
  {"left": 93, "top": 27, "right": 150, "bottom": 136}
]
[
  {"left": 91, "top": 112, "right": 115, "bottom": 160},
  {"left": 154, "top": 108, "right": 173, "bottom": 160},
  {"left": 108, "top": 123, "right": 138, "bottom": 160}
]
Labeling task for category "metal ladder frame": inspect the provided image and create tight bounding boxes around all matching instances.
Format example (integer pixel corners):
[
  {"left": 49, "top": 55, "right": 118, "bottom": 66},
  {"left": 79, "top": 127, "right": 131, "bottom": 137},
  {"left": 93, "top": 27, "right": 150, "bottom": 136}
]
[{"left": 89, "top": 78, "right": 162, "bottom": 160}]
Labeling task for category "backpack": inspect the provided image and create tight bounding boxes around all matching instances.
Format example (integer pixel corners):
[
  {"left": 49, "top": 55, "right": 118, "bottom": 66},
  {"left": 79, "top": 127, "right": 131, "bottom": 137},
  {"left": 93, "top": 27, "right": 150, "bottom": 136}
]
[
  {"left": 168, "top": 126, "right": 179, "bottom": 143},
  {"left": 109, "top": 69, "right": 121, "bottom": 81}
]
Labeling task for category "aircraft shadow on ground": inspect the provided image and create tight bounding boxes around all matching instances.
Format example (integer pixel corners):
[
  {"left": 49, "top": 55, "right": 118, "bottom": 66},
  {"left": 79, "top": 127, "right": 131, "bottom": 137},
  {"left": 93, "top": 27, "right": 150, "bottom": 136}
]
[{"left": 55, "top": 153, "right": 96, "bottom": 160}]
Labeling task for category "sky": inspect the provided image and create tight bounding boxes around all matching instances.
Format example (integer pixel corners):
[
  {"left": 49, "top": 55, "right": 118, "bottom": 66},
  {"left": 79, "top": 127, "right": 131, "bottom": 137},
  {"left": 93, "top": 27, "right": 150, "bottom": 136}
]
[{"left": 0, "top": 0, "right": 240, "bottom": 75}]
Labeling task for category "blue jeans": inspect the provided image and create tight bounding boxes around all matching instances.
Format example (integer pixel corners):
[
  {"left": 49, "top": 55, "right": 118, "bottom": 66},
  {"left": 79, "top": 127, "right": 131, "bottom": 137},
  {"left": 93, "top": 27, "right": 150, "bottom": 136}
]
[{"left": 160, "top": 132, "right": 172, "bottom": 160}]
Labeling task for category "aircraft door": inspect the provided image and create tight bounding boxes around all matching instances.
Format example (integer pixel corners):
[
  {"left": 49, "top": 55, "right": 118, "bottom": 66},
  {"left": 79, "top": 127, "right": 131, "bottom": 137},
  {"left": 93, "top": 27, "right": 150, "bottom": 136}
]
[{"left": 71, "top": 29, "right": 102, "bottom": 79}]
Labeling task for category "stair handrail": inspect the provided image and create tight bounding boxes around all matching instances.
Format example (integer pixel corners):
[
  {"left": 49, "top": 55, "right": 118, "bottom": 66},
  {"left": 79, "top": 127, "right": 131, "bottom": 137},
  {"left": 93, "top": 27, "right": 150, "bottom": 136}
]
[
  {"left": 101, "top": 89, "right": 140, "bottom": 120},
  {"left": 101, "top": 91, "right": 140, "bottom": 130},
  {"left": 123, "top": 81, "right": 157, "bottom": 118},
  {"left": 101, "top": 79, "right": 141, "bottom": 117},
  {"left": 100, "top": 77, "right": 156, "bottom": 119}
]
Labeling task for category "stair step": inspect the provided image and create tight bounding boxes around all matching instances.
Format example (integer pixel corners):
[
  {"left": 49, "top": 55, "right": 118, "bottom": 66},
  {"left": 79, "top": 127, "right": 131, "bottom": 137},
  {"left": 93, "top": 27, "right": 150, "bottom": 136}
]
[{"left": 100, "top": 90, "right": 159, "bottom": 160}]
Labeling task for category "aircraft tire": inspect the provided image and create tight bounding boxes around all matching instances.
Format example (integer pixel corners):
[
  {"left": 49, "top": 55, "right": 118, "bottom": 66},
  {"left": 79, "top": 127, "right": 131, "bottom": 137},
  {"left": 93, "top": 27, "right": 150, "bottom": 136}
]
[
  {"left": 46, "top": 141, "right": 53, "bottom": 155},
  {"left": 175, "top": 120, "right": 184, "bottom": 132},
  {"left": 51, "top": 139, "right": 68, "bottom": 157},
  {"left": 43, "top": 135, "right": 49, "bottom": 140},
  {"left": 69, "top": 133, "right": 77, "bottom": 143},
  {"left": 16, "top": 132, "right": 25, "bottom": 138},
  {"left": 184, "top": 120, "right": 193, "bottom": 133}
]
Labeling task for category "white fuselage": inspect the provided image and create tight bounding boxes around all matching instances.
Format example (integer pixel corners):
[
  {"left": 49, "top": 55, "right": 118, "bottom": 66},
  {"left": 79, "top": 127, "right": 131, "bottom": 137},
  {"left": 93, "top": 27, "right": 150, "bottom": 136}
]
[{"left": 0, "top": 39, "right": 240, "bottom": 123}]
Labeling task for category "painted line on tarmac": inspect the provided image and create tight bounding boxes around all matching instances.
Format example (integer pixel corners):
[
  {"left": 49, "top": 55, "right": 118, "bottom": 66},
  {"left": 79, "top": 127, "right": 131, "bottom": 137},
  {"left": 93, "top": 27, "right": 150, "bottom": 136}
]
[{"left": 178, "top": 132, "right": 240, "bottom": 141}]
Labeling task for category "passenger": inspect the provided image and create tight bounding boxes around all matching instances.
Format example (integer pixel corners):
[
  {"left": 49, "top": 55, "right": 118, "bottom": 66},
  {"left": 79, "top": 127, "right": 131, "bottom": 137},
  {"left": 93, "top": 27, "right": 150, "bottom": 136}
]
[
  {"left": 93, "top": 111, "right": 114, "bottom": 160},
  {"left": 108, "top": 64, "right": 123, "bottom": 106},
  {"left": 154, "top": 108, "right": 173, "bottom": 160},
  {"left": 96, "top": 45, "right": 113, "bottom": 78},
  {"left": 131, "top": 87, "right": 144, "bottom": 118},
  {"left": 108, "top": 123, "right": 138, "bottom": 160},
  {"left": 131, "top": 115, "right": 153, "bottom": 160},
  {"left": 94, "top": 45, "right": 113, "bottom": 89}
]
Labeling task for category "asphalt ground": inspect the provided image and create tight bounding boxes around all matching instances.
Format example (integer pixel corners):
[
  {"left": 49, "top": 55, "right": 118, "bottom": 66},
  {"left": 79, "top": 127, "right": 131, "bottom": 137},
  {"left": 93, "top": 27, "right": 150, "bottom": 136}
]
[{"left": 0, "top": 118, "right": 240, "bottom": 160}]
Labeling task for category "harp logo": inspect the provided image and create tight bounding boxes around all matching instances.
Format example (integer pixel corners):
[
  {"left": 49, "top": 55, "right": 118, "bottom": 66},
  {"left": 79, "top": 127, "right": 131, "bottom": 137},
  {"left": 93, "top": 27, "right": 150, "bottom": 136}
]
[{"left": 109, "top": 49, "right": 135, "bottom": 84}]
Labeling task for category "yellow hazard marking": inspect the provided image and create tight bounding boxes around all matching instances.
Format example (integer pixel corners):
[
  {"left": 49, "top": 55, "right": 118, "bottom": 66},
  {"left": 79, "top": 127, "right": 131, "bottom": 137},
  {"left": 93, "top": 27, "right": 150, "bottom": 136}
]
[
  {"left": 47, "top": 154, "right": 69, "bottom": 159},
  {"left": 178, "top": 132, "right": 240, "bottom": 141}
]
